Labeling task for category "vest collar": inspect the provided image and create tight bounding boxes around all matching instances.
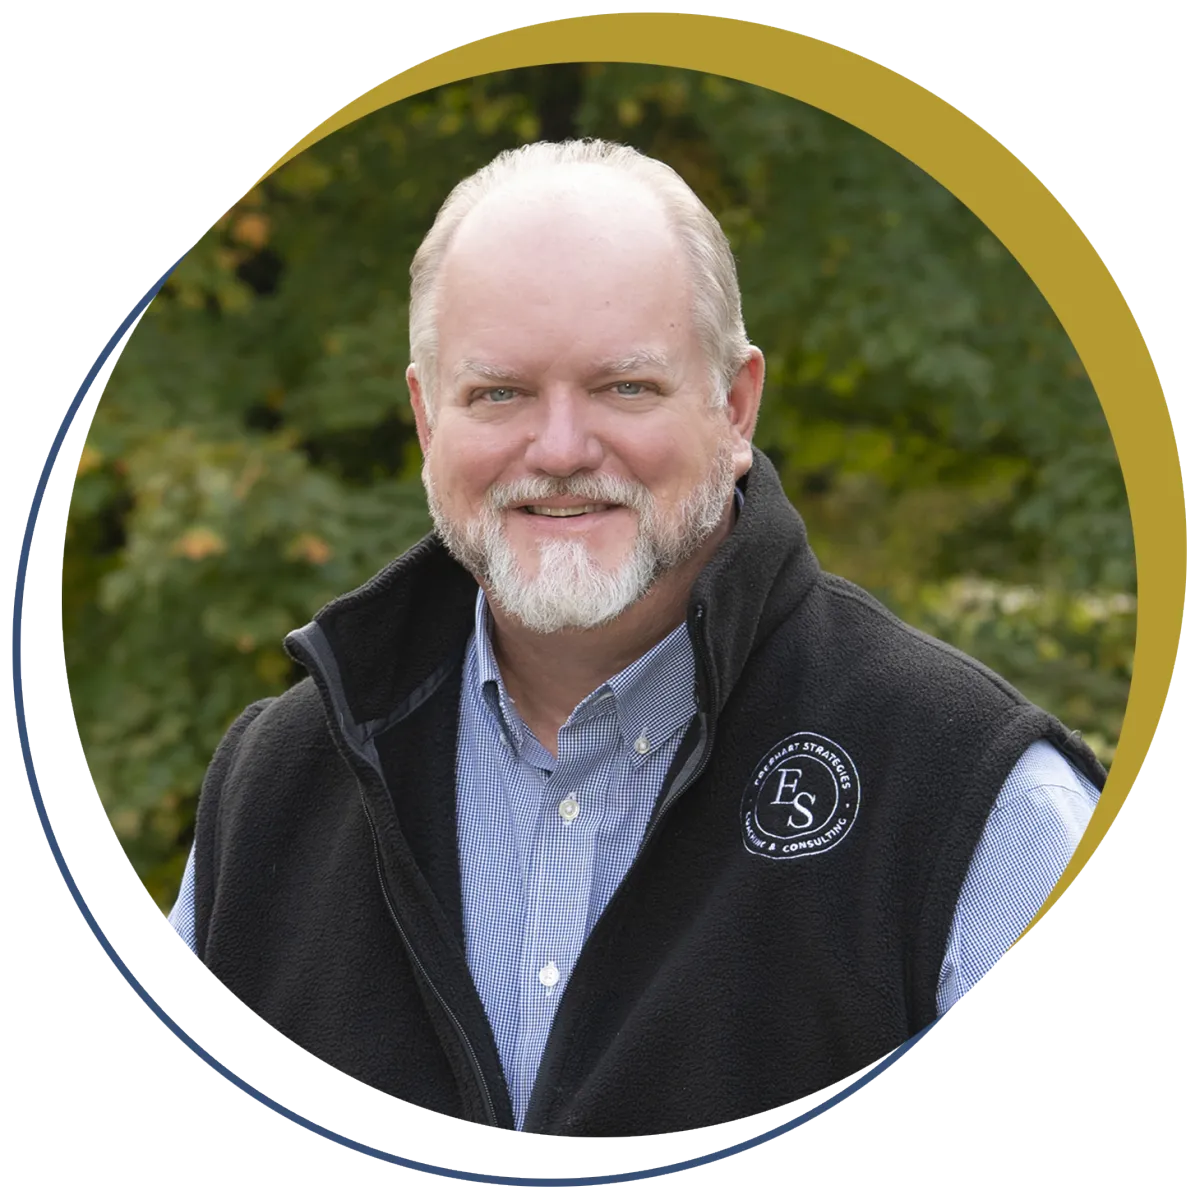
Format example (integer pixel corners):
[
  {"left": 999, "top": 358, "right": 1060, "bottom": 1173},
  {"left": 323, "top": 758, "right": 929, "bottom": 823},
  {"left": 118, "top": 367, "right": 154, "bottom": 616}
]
[
  {"left": 686, "top": 447, "right": 821, "bottom": 717},
  {"left": 285, "top": 447, "right": 821, "bottom": 731}
]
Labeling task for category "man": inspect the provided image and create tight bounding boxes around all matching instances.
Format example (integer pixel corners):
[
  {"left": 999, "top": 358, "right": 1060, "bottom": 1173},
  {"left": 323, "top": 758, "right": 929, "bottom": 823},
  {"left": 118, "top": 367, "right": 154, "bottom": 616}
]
[{"left": 171, "top": 139, "right": 1103, "bottom": 1136}]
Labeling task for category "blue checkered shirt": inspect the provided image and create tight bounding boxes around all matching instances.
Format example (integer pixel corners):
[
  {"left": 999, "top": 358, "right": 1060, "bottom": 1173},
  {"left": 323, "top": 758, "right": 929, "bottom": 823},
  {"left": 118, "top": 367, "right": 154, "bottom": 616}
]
[{"left": 171, "top": 590, "right": 1099, "bottom": 1129}]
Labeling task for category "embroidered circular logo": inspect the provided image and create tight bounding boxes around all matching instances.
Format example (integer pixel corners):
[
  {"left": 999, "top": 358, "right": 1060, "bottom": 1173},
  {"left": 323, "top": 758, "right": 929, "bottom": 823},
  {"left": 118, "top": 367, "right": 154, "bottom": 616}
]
[{"left": 740, "top": 733, "right": 861, "bottom": 860}]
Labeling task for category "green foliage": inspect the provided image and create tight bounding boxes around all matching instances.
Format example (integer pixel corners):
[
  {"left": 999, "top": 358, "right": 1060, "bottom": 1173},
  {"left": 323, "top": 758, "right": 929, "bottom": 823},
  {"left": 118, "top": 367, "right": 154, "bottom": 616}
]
[{"left": 63, "top": 65, "right": 1134, "bottom": 909}]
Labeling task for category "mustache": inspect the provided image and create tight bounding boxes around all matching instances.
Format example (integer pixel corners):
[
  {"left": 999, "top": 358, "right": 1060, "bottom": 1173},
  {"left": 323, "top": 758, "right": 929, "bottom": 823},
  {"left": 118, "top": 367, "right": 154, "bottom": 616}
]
[{"left": 486, "top": 473, "right": 652, "bottom": 512}]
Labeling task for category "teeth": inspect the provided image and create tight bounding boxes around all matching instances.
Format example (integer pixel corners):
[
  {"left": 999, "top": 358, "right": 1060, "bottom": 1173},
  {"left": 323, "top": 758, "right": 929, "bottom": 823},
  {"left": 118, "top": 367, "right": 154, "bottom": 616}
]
[{"left": 525, "top": 505, "right": 608, "bottom": 517}]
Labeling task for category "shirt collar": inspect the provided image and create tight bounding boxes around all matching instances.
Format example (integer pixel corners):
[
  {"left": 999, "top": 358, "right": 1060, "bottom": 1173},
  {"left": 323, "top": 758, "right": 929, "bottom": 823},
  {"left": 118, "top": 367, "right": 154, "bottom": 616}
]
[
  {"left": 604, "top": 622, "right": 696, "bottom": 760},
  {"left": 470, "top": 589, "right": 696, "bottom": 762},
  {"left": 473, "top": 590, "right": 526, "bottom": 752}
]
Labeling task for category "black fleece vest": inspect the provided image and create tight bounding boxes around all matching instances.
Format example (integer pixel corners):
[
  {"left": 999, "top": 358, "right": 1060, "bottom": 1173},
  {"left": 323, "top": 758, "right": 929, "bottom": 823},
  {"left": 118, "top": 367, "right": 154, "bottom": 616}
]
[{"left": 194, "top": 450, "right": 1105, "bottom": 1135}]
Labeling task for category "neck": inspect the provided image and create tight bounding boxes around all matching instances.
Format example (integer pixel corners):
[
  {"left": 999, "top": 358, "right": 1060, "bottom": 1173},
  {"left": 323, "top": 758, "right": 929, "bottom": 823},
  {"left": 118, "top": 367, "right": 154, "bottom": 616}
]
[{"left": 486, "top": 502, "right": 733, "bottom": 754}]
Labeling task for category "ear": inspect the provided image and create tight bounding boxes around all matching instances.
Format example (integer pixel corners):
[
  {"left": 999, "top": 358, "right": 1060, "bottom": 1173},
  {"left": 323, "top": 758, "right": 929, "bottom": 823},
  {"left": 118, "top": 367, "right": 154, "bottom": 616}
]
[
  {"left": 407, "top": 364, "right": 433, "bottom": 456},
  {"left": 724, "top": 347, "right": 765, "bottom": 476}
]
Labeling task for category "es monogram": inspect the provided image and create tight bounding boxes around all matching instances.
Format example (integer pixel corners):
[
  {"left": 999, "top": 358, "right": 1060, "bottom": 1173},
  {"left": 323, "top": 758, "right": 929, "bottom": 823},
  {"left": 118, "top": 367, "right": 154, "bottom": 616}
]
[{"left": 740, "top": 732, "right": 861, "bottom": 860}]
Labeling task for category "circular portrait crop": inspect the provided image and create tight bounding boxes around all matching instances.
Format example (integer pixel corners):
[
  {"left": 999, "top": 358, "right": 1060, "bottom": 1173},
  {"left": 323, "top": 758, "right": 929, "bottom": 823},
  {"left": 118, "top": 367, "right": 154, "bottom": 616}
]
[{"left": 58, "top": 39, "right": 1151, "bottom": 1156}]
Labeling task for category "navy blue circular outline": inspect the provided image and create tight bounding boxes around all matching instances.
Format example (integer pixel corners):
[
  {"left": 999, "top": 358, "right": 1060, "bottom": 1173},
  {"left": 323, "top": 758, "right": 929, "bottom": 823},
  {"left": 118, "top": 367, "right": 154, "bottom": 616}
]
[{"left": 13, "top": 270, "right": 938, "bottom": 1186}]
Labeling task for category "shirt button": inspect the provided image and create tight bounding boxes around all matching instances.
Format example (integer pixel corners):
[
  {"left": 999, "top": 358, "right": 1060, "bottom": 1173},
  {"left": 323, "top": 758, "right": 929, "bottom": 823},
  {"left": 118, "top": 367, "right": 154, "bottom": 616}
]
[
  {"left": 559, "top": 793, "right": 580, "bottom": 823},
  {"left": 634, "top": 735, "right": 650, "bottom": 755},
  {"left": 538, "top": 961, "right": 560, "bottom": 988}
]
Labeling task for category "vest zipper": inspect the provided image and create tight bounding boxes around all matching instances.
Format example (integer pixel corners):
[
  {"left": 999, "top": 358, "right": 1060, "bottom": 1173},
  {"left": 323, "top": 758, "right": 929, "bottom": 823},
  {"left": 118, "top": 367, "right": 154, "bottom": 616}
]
[
  {"left": 525, "top": 603, "right": 717, "bottom": 1132},
  {"left": 357, "top": 787, "right": 500, "bottom": 1128},
  {"left": 286, "top": 627, "right": 501, "bottom": 1128},
  {"left": 640, "top": 602, "right": 717, "bottom": 846}
]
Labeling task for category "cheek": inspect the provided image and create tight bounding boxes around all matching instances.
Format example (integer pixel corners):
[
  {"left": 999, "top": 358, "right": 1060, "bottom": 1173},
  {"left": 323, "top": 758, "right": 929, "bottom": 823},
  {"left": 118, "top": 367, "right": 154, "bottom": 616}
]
[
  {"left": 428, "top": 427, "right": 512, "bottom": 503},
  {"left": 621, "top": 433, "right": 719, "bottom": 502}
]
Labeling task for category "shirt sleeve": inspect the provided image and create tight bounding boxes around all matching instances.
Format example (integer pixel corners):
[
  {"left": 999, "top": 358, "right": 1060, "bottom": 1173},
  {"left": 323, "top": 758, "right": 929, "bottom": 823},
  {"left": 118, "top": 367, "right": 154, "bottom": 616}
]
[
  {"left": 167, "top": 840, "right": 199, "bottom": 954},
  {"left": 936, "top": 738, "right": 1100, "bottom": 1015}
]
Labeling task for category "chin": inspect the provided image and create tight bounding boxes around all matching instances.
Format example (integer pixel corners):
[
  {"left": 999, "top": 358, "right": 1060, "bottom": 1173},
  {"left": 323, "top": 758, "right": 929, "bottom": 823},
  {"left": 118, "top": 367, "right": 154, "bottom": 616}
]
[
  {"left": 517, "top": 536, "right": 631, "bottom": 576},
  {"left": 486, "top": 535, "right": 656, "bottom": 634}
]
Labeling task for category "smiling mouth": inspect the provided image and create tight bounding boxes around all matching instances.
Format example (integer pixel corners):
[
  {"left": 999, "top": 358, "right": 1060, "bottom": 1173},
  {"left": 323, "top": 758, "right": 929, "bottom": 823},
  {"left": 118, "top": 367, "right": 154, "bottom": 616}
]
[{"left": 519, "top": 504, "right": 616, "bottom": 517}]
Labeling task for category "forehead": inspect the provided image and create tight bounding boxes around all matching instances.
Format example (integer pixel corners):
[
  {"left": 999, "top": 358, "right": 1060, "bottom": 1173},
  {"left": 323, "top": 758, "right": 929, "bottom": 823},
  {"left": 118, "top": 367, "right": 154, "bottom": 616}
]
[{"left": 434, "top": 170, "right": 698, "bottom": 376}]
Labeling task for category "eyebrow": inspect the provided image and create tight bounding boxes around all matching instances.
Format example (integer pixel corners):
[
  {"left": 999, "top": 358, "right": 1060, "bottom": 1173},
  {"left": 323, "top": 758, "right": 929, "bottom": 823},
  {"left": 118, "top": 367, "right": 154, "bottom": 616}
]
[
  {"left": 453, "top": 359, "right": 521, "bottom": 384},
  {"left": 452, "top": 351, "right": 673, "bottom": 384},
  {"left": 590, "top": 350, "right": 673, "bottom": 375}
]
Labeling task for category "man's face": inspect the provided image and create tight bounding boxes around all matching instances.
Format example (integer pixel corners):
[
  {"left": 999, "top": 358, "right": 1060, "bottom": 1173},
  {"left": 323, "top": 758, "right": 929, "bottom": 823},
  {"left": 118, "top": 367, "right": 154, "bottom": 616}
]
[{"left": 410, "top": 172, "right": 760, "bottom": 633}]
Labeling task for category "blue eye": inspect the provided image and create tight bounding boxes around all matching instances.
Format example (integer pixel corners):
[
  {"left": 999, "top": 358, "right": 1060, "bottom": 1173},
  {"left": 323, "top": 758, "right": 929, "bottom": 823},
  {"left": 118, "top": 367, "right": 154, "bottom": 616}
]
[
  {"left": 482, "top": 387, "right": 517, "bottom": 403},
  {"left": 612, "top": 381, "right": 648, "bottom": 396}
]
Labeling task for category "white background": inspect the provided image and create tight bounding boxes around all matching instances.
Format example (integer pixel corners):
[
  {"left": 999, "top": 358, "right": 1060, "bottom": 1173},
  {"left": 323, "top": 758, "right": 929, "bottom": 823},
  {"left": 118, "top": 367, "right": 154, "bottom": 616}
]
[{"left": 3, "top": 2, "right": 1195, "bottom": 1195}]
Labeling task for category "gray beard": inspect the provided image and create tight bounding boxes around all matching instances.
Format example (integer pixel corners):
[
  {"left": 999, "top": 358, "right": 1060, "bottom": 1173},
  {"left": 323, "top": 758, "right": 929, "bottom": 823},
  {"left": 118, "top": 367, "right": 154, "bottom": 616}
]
[{"left": 423, "top": 443, "right": 737, "bottom": 634}]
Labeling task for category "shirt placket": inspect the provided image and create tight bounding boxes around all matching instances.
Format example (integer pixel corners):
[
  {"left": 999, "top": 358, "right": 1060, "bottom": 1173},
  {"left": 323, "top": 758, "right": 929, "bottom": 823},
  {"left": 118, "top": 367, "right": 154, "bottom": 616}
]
[{"left": 511, "top": 704, "right": 614, "bottom": 1123}]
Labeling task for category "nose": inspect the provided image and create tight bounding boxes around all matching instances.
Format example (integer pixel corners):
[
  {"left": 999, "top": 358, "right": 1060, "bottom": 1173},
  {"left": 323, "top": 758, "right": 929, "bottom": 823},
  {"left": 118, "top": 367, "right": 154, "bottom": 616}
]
[{"left": 523, "top": 388, "right": 605, "bottom": 478}]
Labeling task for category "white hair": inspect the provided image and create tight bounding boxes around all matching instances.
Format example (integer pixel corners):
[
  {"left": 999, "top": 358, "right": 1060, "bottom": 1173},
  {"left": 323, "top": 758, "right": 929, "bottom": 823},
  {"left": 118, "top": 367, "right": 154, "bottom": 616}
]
[
  {"left": 423, "top": 436, "right": 739, "bottom": 632},
  {"left": 408, "top": 139, "right": 754, "bottom": 423}
]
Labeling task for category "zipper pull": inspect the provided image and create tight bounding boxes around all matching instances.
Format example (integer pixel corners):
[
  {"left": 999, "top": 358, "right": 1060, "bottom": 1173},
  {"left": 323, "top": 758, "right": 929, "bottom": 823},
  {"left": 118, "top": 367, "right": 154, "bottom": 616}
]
[{"left": 690, "top": 603, "right": 710, "bottom": 713}]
